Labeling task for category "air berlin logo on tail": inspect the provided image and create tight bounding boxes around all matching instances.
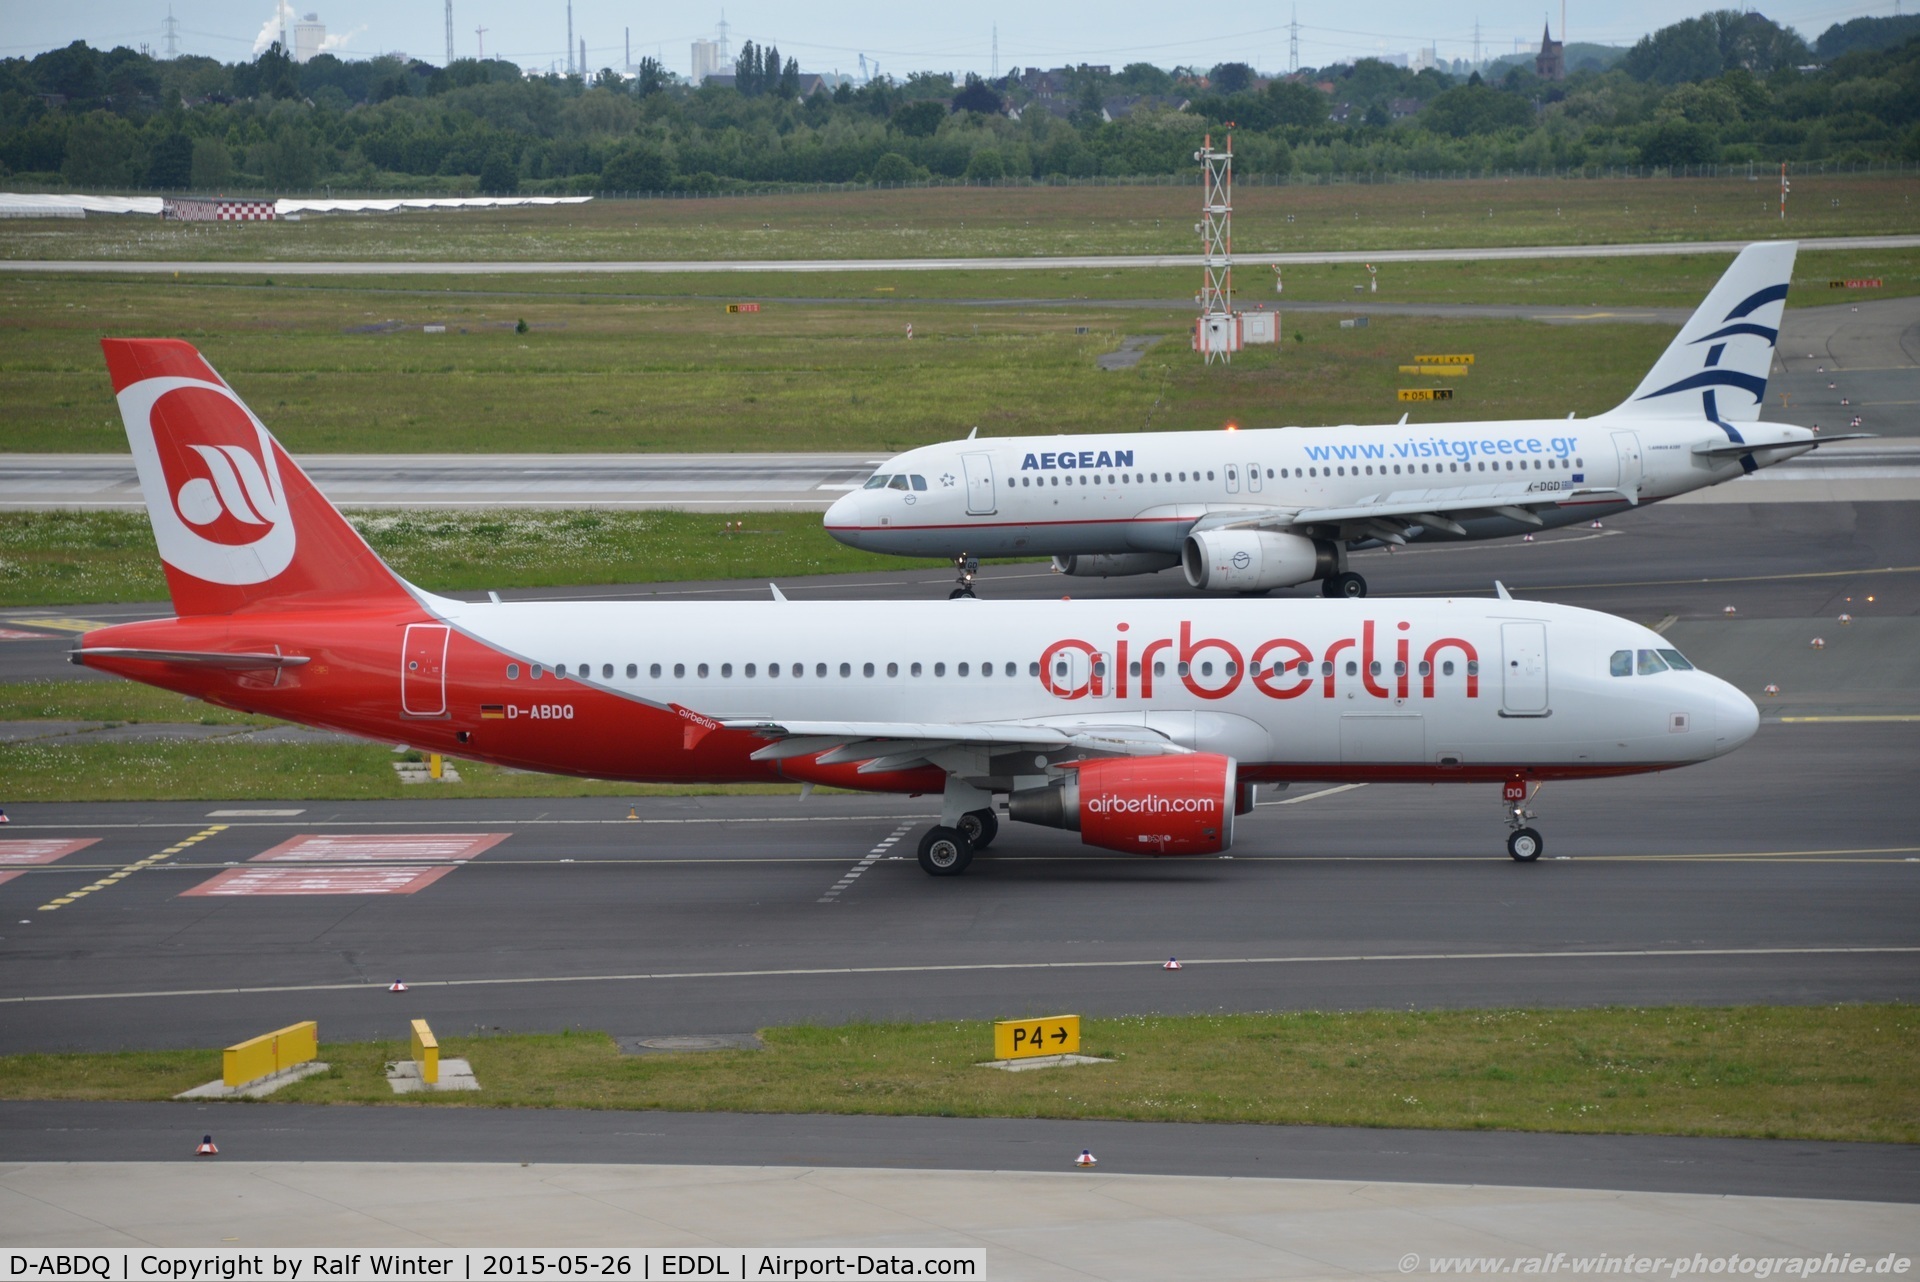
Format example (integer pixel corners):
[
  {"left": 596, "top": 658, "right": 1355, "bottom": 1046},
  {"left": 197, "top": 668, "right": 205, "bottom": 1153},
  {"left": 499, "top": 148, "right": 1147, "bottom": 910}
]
[{"left": 118, "top": 375, "right": 296, "bottom": 585}]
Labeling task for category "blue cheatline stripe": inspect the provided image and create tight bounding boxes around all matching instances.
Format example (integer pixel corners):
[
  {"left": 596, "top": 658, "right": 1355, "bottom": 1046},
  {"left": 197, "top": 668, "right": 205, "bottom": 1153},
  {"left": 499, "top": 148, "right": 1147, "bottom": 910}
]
[
  {"left": 1639, "top": 369, "right": 1769, "bottom": 403},
  {"left": 1725, "top": 282, "right": 1789, "bottom": 319},
  {"left": 1690, "top": 321, "right": 1779, "bottom": 346},
  {"left": 1703, "top": 391, "right": 1759, "bottom": 473}
]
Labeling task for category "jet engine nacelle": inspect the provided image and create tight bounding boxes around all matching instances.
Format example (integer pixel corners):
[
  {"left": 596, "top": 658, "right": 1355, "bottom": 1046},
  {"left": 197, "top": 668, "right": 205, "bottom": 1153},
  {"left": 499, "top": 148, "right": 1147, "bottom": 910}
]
[
  {"left": 1007, "top": 753, "right": 1238, "bottom": 855},
  {"left": 1182, "top": 528, "right": 1337, "bottom": 591},
  {"left": 1051, "top": 552, "right": 1181, "bottom": 578}
]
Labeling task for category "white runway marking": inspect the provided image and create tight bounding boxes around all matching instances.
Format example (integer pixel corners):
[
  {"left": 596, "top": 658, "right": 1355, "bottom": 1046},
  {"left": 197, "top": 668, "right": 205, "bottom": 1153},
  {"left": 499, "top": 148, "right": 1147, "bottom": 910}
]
[
  {"left": 6, "top": 945, "right": 1915, "bottom": 1005},
  {"left": 819, "top": 821, "right": 915, "bottom": 902},
  {"left": 1259, "top": 784, "right": 1368, "bottom": 808}
]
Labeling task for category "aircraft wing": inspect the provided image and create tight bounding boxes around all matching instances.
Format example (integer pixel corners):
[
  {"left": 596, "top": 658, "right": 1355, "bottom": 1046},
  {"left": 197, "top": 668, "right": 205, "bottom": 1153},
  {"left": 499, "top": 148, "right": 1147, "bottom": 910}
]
[
  {"left": 723, "top": 717, "right": 1190, "bottom": 773},
  {"left": 1194, "top": 482, "right": 1636, "bottom": 542}
]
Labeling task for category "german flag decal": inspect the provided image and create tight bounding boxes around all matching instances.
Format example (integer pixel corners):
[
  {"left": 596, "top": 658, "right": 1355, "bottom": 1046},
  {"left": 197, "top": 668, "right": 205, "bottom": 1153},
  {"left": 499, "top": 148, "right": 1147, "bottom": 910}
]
[{"left": 480, "top": 704, "right": 506, "bottom": 720}]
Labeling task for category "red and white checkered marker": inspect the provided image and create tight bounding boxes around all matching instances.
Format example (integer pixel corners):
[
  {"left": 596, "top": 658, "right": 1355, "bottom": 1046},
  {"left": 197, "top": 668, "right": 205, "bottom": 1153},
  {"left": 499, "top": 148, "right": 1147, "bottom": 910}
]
[
  {"left": 1724, "top": 606, "right": 1737, "bottom": 616},
  {"left": 1522, "top": 533, "right": 1535, "bottom": 542},
  {"left": 196, "top": 1135, "right": 218, "bottom": 1156},
  {"left": 1764, "top": 684, "right": 1780, "bottom": 696},
  {"left": 1589, "top": 520, "right": 1604, "bottom": 529},
  {"left": 1075, "top": 1149, "right": 1097, "bottom": 1167},
  {"left": 389, "top": 981, "right": 408, "bottom": 992},
  {"left": 1810, "top": 638, "right": 1826, "bottom": 649},
  {"left": 0, "top": 810, "right": 8, "bottom": 825},
  {"left": 1839, "top": 614, "right": 1852, "bottom": 624},
  {"left": 1164, "top": 957, "right": 1182, "bottom": 970}
]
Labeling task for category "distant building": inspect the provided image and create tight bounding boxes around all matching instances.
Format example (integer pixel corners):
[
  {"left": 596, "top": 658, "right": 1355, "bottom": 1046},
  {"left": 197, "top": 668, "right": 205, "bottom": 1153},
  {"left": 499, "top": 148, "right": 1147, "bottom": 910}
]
[
  {"left": 1535, "top": 22, "right": 1565, "bottom": 80},
  {"left": 1388, "top": 96, "right": 1420, "bottom": 119},
  {"left": 292, "top": 12, "right": 325, "bottom": 63},
  {"left": 691, "top": 38, "right": 722, "bottom": 82}
]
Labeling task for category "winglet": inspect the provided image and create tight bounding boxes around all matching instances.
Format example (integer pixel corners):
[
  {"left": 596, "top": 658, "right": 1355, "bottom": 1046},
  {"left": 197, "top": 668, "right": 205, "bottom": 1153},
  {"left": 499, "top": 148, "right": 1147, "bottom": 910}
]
[
  {"left": 1494, "top": 580, "right": 1513, "bottom": 601},
  {"left": 967, "top": 426, "right": 978, "bottom": 440}
]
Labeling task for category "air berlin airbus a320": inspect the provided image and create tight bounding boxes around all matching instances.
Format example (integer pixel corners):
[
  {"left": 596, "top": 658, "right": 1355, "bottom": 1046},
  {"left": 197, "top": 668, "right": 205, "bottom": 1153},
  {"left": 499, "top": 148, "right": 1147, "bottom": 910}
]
[{"left": 76, "top": 339, "right": 1759, "bottom": 872}]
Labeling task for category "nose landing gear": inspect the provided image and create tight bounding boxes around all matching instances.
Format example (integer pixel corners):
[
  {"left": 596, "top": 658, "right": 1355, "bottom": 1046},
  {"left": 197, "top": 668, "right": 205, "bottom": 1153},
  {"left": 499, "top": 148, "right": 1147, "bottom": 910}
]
[
  {"left": 1321, "top": 571, "right": 1368, "bottom": 599},
  {"left": 949, "top": 553, "right": 980, "bottom": 600},
  {"left": 1503, "top": 776, "right": 1543, "bottom": 861}
]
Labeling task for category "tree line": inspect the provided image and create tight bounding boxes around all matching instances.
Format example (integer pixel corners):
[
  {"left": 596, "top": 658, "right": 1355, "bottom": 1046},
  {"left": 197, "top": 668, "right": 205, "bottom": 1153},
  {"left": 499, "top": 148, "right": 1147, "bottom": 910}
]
[{"left": 1, "top": 11, "right": 1915, "bottom": 194}]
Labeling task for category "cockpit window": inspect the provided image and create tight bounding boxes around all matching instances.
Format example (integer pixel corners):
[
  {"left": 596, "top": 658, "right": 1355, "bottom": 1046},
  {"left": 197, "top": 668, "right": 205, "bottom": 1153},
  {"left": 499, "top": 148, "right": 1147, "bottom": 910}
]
[
  {"left": 863, "top": 474, "right": 890, "bottom": 489},
  {"left": 1610, "top": 650, "right": 1632, "bottom": 677},
  {"left": 910, "top": 474, "right": 928, "bottom": 491},
  {"left": 888, "top": 475, "right": 911, "bottom": 491},
  {"left": 1636, "top": 649, "right": 1670, "bottom": 675},
  {"left": 1658, "top": 648, "right": 1695, "bottom": 671}
]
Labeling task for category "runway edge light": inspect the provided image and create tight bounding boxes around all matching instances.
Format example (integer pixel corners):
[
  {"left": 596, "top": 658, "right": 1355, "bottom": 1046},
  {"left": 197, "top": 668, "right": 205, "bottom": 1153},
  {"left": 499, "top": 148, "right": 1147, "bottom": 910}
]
[
  {"left": 196, "top": 1134, "right": 217, "bottom": 1156},
  {"left": 1075, "top": 1149, "right": 1098, "bottom": 1167}
]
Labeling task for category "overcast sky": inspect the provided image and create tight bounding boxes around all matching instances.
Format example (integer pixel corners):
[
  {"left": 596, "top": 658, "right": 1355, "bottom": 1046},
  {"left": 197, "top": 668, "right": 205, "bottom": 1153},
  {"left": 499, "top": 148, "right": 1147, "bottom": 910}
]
[{"left": 7, "top": 0, "right": 1897, "bottom": 79}]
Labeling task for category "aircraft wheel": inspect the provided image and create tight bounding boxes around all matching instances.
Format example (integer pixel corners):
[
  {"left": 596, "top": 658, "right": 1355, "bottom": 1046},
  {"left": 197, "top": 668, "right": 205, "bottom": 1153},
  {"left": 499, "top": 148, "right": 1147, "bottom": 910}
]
[
  {"left": 1327, "top": 571, "right": 1368, "bottom": 599},
  {"left": 957, "top": 808, "right": 999, "bottom": 849},
  {"left": 1507, "top": 827, "right": 1544, "bottom": 862},
  {"left": 918, "top": 826, "right": 974, "bottom": 876},
  {"left": 948, "top": 587, "right": 976, "bottom": 600}
]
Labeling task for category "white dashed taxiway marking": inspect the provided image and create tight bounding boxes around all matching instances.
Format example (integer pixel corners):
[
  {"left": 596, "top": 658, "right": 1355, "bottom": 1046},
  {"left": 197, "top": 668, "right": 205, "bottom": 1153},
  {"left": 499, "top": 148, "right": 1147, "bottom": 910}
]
[{"left": 820, "top": 822, "right": 916, "bottom": 903}]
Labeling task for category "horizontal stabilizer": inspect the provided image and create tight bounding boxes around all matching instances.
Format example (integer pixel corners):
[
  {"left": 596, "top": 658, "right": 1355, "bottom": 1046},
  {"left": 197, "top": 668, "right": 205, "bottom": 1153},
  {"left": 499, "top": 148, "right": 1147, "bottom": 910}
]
[{"left": 73, "top": 646, "right": 311, "bottom": 669}]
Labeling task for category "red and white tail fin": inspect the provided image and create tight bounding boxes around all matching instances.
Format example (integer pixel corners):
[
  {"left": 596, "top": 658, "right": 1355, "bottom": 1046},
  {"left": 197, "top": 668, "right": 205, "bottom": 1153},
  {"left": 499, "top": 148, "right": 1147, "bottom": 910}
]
[{"left": 103, "top": 338, "right": 417, "bottom": 617}]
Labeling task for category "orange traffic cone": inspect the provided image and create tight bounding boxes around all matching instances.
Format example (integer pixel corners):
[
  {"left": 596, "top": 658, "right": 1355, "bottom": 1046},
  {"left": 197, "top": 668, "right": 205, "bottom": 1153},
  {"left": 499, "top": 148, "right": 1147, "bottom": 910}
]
[
  {"left": 389, "top": 980, "right": 408, "bottom": 992},
  {"left": 1074, "top": 1149, "right": 1097, "bottom": 1167},
  {"left": 1164, "top": 957, "right": 1182, "bottom": 971},
  {"left": 196, "top": 1134, "right": 218, "bottom": 1156}
]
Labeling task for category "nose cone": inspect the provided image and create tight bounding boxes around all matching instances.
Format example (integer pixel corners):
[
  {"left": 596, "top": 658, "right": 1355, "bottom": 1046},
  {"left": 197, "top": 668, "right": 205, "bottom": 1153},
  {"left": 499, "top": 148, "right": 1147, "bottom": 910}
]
[
  {"left": 824, "top": 492, "right": 863, "bottom": 547},
  {"left": 1709, "top": 677, "right": 1760, "bottom": 757}
]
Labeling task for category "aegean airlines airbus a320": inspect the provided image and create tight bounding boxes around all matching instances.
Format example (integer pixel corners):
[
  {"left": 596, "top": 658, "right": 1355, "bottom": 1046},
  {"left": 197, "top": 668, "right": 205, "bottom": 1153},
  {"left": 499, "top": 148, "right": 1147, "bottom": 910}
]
[
  {"left": 76, "top": 338, "right": 1757, "bottom": 871},
  {"left": 826, "top": 241, "right": 1863, "bottom": 599}
]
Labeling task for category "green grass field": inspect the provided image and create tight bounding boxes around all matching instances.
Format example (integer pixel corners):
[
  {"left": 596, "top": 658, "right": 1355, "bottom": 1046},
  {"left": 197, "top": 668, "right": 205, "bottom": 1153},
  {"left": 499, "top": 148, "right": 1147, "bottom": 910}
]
[
  {"left": 0, "top": 279, "right": 1691, "bottom": 455},
  {"left": 0, "top": 1005, "right": 1910, "bottom": 1142},
  {"left": 0, "top": 508, "right": 937, "bottom": 605},
  {"left": 3, "top": 173, "right": 1913, "bottom": 262}
]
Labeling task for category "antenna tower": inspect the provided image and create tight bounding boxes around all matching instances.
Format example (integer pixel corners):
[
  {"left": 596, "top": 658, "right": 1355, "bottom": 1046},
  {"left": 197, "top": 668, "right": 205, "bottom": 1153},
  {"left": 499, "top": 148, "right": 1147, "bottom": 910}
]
[
  {"left": 1473, "top": 18, "right": 1481, "bottom": 67},
  {"left": 566, "top": 0, "right": 574, "bottom": 73},
  {"left": 1288, "top": 6, "right": 1299, "bottom": 73},
  {"left": 992, "top": 25, "right": 999, "bottom": 78},
  {"left": 1194, "top": 133, "right": 1239, "bottom": 365},
  {"left": 162, "top": 5, "right": 180, "bottom": 57},
  {"left": 444, "top": 0, "right": 454, "bottom": 66},
  {"left": 624, "top": 27, "right": 630, "bottom": 71}
]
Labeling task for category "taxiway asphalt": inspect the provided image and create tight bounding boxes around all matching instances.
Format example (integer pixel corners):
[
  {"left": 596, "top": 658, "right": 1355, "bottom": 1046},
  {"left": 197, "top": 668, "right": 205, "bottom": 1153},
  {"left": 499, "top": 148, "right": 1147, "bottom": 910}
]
[{"left": 3, "top": 233, "right": 1917, "bottom": 275}]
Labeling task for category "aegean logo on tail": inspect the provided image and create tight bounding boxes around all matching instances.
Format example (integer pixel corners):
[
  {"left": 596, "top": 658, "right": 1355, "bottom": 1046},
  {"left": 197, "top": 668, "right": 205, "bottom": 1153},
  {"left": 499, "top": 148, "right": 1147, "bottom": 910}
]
[{"left": 118, "top": 374, "right": 296, "bottom": 585}]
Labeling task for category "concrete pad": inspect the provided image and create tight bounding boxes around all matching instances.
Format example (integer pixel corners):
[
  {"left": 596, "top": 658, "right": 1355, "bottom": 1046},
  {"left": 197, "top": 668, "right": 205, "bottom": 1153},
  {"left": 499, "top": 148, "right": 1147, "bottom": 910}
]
[
  {"left": 386, "top": 1058, "right": 480, "bottom": 1093},
  {"left": 977, "top": 1053, "right": 1116, "bottom": 1072},
  {"left": 173, "top": 1062, "right": 331, "bottom": 1100},
  {"left": 0, "top": 1162, "right": 1914, "bottom": 1279}
]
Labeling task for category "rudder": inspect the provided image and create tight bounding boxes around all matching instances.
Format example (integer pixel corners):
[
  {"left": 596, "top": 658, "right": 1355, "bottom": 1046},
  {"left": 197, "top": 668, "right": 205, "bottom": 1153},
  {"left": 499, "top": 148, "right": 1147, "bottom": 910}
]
[{"left": 103, "top": 338, "right": 416, "bottom": 616}]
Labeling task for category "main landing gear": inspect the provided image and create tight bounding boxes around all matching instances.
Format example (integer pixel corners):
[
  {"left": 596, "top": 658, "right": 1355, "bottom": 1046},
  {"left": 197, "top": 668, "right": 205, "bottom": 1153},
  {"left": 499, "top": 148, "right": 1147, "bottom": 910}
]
[
  {"left": 1503, "top": 776, "right": 1543, "bottom": 862},
  {"left": 918, "top": 808, "right": 997, "bottom": 876},
  {"left": 1321, "top": 571, "right": 1368, "bottom": 599},
  {"left": 949, "top": 553, "right": 980, "bottom": 600}
]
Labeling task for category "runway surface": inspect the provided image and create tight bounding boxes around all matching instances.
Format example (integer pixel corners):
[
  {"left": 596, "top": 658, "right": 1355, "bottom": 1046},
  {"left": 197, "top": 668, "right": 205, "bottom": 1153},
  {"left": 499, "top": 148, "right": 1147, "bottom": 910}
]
[
  {"left": 3, "top": 232, "right": 1917, "bottom": 275},
  {"left": 6, "top": 1102, "right": 1915, "bottom": 1203}
]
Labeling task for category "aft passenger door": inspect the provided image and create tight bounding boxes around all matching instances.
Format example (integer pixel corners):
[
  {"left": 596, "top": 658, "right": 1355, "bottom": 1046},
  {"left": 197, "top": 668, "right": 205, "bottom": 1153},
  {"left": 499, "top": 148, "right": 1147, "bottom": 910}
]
[
  {"left": 1612, "top": 431, "right": 1643, "bottom": 496},
  {"left": 402, "top": 623, "right": 449, "bottom": 717},
  {"left": 962, "top": 452, "right": 997, "bottom": 515},
  {"left": 1500, "top": 622, "right": 1549, "bottom": 716}
]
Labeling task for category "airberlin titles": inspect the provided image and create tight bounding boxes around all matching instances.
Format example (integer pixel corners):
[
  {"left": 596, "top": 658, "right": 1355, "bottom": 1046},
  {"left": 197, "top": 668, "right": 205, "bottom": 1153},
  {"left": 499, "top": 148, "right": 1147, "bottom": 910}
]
[{"left": 1038, "top": 620, "right": 1477, "bottom": 702}]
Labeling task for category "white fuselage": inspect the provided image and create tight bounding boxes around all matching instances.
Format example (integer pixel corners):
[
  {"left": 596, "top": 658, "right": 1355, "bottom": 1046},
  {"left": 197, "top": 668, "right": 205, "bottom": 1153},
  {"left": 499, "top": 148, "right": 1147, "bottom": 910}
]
[
  {"left": 823, "top": 415, "right": 1815, "bottom": 560},
  {"left": 432, "top": 594, "right": 1758, "bottom": 780}
]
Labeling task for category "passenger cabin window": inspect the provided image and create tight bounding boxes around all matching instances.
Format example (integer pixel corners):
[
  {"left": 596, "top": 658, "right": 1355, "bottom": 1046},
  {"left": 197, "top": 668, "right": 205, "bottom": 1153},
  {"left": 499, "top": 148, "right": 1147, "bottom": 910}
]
[{"left": 506, "top": 663, "right": 519, "bottom": 680}]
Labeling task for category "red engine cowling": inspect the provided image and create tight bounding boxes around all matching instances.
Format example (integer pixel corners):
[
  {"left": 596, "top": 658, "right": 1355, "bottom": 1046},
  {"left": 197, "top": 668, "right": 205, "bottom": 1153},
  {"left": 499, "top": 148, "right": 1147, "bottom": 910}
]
[{"left": 1007, "top": 754, "right": 1238, "bottom": 855}]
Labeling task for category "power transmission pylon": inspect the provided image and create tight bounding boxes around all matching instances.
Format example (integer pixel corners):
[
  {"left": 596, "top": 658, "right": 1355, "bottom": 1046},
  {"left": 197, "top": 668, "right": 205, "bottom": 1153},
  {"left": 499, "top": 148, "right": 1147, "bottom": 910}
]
[
  {"left": 475, "top": 25, "right": 487, "bottom": 59},
  {"left": 1289, "top": 6, "right": 1299, "bottom": 73},
  {"left": 162, "top": 5, "right": 180, "bottom": 58}
]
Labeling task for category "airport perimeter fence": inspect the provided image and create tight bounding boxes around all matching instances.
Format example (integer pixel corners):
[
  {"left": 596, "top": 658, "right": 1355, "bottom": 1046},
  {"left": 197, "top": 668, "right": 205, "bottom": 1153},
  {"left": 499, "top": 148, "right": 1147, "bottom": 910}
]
[{"left": 12, "top": 158, "right": 1917, "bottom": 205}]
